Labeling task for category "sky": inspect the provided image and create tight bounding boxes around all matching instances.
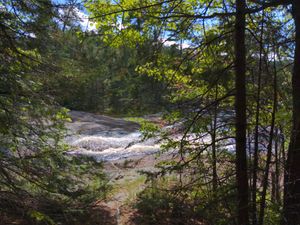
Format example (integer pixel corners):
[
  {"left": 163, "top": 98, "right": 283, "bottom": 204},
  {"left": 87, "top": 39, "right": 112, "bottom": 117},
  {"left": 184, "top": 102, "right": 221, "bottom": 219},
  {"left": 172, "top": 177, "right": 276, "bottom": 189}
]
[
  {"left": 52, "top": 0, "right": 68, "bottom": 4},
  {"left": 52, "top": 0, "right": 97, "bottom": 32}
]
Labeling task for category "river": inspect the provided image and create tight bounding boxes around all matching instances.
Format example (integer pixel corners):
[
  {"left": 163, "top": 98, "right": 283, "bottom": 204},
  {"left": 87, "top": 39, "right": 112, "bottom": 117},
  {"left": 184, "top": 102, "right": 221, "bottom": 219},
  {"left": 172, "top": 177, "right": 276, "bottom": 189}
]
[{"left": 65, "top": 111, "right": 160, "bottom": 161}]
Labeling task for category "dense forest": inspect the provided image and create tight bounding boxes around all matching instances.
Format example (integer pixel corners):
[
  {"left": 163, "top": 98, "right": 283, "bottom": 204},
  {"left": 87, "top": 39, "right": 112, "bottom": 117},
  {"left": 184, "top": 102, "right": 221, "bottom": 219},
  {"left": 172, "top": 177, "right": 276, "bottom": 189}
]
[{"left": 1, "top": 0, "right": 300, "bottom": 224}]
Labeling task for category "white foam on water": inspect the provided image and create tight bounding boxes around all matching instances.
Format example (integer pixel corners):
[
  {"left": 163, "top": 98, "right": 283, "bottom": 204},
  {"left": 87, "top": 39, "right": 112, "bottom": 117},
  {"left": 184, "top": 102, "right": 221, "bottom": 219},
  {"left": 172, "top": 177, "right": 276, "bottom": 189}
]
[
  {"left": 66, "top": 130, "right": 159, "bottom": 161},
  {"left": 68, "top": 144, "right": 160, "bottom": 161}
]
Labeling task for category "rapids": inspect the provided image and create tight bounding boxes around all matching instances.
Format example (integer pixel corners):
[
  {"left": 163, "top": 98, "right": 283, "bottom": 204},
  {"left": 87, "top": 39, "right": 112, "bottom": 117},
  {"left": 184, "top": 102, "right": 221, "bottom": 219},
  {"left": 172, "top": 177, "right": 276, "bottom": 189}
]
[{"left": 65, "top": 111, "right": 160, "bottom": 161}]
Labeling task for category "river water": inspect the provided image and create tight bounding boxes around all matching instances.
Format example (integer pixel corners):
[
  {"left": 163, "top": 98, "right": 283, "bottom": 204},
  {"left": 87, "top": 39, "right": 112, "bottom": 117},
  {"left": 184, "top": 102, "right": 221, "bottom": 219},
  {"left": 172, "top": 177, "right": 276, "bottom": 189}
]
[
  {"left": 65, "top": 111, "right": 236, "bottom": 162},
  {"left": 65, "top": 111, "right": 160, "bottom": 161}
]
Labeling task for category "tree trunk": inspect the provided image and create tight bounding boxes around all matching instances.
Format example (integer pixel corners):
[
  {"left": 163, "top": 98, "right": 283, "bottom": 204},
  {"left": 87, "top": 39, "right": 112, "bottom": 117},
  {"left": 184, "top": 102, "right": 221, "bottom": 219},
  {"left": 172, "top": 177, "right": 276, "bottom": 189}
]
[
  {"left": 252, "top": 7, "right": 265, "bottom": 225},
  {"left": 211, "top": 85, "right": 218, "bottom": 191},
  {"left": 283, "top": 1, "right": 300, "bottom": 224},
  {"left": 235, "top": 0, "right": 249, "bottom": 224},
  {"left": 274, "top": 128, "right": 281, "bottom": 204},
  {"left": 258, "top": 51, "right": 278, "bottom": 225}
]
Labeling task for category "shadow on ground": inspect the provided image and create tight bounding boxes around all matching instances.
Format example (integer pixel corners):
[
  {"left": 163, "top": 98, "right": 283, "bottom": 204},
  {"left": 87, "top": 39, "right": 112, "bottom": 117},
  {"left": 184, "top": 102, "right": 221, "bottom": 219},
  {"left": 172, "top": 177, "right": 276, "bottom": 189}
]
[
  {"left": 77, "top": 205, "right": 118, "bottom": 225},
  {"left": 0, "top": 204, "right": 117, "bottom": 225}
]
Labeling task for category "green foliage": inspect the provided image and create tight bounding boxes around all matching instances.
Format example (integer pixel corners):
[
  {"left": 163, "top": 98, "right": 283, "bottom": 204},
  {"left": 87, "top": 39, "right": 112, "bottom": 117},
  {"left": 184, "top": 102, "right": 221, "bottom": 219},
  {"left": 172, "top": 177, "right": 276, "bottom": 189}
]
[
  {"left": 134, "top": 173, "right": 236, "bottom": 225},
  {"left": 0, "top": 1, "right": 110, "bottom": 224},
  {"left": 47, "top": 29, "right": 168, "bottom": 115},
  {"left": 263, "top": 202, "right": 281, "bottom": 225},
  {"left": 134, "top": 183, "right": 198, "bottom": 224},
  {"left": 29, "top": 210, "right": 55, "bottom": 225}
]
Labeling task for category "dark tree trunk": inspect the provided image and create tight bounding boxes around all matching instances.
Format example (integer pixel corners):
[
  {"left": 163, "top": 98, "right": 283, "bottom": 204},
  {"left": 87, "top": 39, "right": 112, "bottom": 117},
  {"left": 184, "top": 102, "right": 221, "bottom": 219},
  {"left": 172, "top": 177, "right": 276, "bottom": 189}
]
[
  {"left": 271, "top": 172, "right": 276, "bottom": 202},
  {"left": 258, "top": 52, "right": 278, "bottom": 225},
  {"left": 283, "top": 1, "right": 300, "bottom": 224},
  {"left": 252, "top": 8, "right": 265, "bottom": 225},
  {"left": 274, "top": 128, "right": 281, "bottom": 204},
  {"left": 212, "top": 85, "right": 218, "bottom": 191},
  {"left": 235, "top": 0, "right": 249, "bottom": 224}
]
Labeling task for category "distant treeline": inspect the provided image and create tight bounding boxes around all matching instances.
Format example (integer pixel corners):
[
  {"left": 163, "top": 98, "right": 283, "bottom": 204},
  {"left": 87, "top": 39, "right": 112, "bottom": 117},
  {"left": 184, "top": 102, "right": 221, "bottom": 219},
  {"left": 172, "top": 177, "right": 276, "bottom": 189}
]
[{"left": 46, "top": 29, "right": 177, "bottom": 115}]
